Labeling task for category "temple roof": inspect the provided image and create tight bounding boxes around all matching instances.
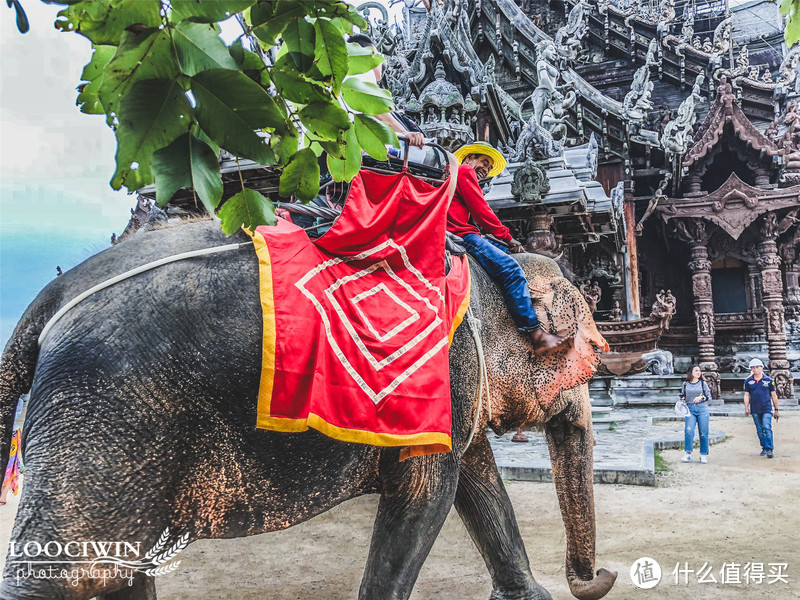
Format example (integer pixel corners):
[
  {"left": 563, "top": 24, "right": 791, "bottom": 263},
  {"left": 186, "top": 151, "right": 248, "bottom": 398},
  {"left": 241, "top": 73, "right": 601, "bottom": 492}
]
[{"left": 682, "top": 78, "right": 783, "bottom": 170}]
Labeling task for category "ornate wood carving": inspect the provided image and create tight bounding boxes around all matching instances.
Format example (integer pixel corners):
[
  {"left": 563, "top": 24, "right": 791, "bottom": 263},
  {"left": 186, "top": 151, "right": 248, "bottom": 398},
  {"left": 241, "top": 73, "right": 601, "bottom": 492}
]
[
  {"left": 658, "top": 174, "right": 800, "bottom": 240},
  {"left": 755, "top": 213, "right": 795, "bottom": 398}
]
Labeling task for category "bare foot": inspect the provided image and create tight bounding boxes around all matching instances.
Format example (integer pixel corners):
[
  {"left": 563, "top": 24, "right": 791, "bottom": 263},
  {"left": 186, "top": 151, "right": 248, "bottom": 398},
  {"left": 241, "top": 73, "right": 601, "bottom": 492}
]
[{"left": 527, "top": 328, "right": 572, "bottom": 355}]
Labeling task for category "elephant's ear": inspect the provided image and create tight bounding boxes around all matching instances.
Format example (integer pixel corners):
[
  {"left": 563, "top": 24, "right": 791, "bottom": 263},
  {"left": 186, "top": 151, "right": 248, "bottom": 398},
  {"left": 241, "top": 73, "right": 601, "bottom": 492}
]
[{"left": 528, "top": 276, "right": 608, "bottom": 415}]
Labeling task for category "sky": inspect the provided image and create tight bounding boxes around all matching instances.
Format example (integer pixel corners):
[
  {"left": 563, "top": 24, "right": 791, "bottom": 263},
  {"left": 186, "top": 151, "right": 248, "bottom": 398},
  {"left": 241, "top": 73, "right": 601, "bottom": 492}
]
[{"left": 1, "top": 2, "right": 135, "bottom": 346}]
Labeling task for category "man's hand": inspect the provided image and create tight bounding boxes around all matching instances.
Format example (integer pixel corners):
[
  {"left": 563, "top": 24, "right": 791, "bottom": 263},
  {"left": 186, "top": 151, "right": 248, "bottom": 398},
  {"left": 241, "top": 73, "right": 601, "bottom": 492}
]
[
  {"left": 745, "top": 407, "right": 751, "bottom": 417},
  {"left": 403, "top": 131, "right": 425, "bottom": 148},
  {"left": 508, "top": 238, "right": 526, "bottom": 254},
  {"left": 774, "top": 408, "right": 780, "bottom": 421}
]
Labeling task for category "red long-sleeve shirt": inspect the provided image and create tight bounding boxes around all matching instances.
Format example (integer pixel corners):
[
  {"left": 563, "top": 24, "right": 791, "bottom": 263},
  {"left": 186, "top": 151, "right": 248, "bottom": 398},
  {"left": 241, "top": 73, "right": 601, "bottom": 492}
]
[{"left": 446, "top": 164, "right": 512, "bottom": 241}]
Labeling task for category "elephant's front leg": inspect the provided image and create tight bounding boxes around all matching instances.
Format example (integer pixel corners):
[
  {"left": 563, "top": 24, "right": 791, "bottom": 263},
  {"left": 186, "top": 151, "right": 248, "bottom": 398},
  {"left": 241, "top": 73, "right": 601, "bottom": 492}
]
[
  {"left": 454, "top": 435, "right": 552, "bottom": 600},
  {"left": 359, "top": 451, "right": 459, "bottom": 600}
]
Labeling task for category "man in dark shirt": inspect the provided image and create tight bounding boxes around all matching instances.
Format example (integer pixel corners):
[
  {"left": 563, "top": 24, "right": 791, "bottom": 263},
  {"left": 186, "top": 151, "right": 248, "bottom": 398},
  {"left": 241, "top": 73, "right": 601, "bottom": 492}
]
[
  {"left": 743, "top": 358, "right": 780, "bottom": 458},
  {"left": 449, "top": 142, "right": 569, "bottom": 354}
]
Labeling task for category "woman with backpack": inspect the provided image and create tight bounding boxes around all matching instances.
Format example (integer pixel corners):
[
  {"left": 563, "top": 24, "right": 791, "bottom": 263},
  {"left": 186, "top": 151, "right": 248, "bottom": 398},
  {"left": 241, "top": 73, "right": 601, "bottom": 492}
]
[{"left": 680, "top": 365, "right": 712, "bottom": 464}]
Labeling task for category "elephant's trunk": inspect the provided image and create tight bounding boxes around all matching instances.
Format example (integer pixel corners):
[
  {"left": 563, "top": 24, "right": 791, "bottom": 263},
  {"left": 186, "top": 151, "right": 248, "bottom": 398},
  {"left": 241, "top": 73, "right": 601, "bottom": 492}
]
[
  {"left": 567, "top": 568, "right": 618, "bottom": 600},
  {"left": 545, "top": 389, "right": 617, "bottom": 600}
]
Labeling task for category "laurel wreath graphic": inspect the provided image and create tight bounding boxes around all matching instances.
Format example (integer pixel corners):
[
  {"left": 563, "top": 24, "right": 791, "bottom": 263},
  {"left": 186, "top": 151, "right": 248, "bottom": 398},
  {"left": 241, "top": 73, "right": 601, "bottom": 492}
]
[{"left": 90, "top": 528, "right": 190, "bottom": 577}]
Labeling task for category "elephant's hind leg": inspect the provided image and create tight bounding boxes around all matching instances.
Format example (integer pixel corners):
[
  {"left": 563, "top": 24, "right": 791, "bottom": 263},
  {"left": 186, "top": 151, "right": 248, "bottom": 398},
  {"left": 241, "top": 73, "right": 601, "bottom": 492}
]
[
  {"left": 455, "top": 435, "right": 552, "bottom": 600},
  {"left": 96, "top": 575, "right": 155, "bottom": 600},
  {"left": 358, "top": 451, "right": 460, "bottom": 600}
]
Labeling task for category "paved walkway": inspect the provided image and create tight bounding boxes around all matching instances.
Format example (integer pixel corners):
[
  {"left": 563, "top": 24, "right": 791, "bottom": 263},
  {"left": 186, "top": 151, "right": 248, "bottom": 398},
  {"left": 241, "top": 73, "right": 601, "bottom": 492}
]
[{"left": 489, "top": 406, "right": 729, "bottom": 486}]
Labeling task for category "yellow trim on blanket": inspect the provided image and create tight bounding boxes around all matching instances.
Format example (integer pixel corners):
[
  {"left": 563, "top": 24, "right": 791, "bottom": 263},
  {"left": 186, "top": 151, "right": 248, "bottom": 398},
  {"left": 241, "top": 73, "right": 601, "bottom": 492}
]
[
  {"left": 249, "top": 229, "right": 278, "bottom": 420},
  {"left": 448, "top": 261, "right": 471, "bottom": 346},
  {"left": 256, "top": 412, "right": 452, "bottom": 451}
]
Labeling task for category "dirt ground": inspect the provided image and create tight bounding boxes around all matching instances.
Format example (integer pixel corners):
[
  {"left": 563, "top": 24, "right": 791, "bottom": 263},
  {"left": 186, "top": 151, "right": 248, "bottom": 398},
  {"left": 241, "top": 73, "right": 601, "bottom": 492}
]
[{"left": 2, "top": 414, "right": 799, "bottom": 599}]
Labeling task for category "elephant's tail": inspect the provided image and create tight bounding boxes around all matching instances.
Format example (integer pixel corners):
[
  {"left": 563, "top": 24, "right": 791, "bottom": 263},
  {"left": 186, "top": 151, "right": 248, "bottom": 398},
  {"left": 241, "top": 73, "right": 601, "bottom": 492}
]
[
  {"left": 0, "top": 302, "right": 45, "bottom": 489},
  {"left": 529, "top": 276, "right": 609, "bottom": 413}
]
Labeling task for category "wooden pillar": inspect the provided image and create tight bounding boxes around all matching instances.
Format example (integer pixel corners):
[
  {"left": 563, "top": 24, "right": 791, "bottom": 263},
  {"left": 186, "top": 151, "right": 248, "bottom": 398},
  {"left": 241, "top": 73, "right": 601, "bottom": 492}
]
[
  {"left": 757, "top": 217, "right": 795, "bottom": 401},
  {"left": 623, "top": 181, "right": 641, "bottom": 319},
  {"left": 676, "top": 218, "right": 721, "bottom": 401}
]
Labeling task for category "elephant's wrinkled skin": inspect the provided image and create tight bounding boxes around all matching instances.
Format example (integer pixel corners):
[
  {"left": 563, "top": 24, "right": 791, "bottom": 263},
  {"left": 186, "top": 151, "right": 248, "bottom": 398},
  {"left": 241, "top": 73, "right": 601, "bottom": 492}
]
[{"left": 0, "top": 221, "right": 616, "bottom": 600}]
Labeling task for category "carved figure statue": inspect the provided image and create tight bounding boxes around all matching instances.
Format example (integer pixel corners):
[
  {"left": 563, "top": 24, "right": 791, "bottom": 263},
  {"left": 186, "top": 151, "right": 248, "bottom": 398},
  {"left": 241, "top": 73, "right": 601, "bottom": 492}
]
[
  {"left": 659, "top": 0, "right": 676, "bottom": 23},
  {"left": 695, "top": 310, "right": 713, "bottom": 336},
  {"left": 777, "top": 102, "right": 800, "bottom": 152},
  {"left": 554, "top": 0, "right": 590, "bottom": 62},
  {"left": 426, "top": 105, "right": 437, "bottom": 125},
  {"left": 702, "top": 38, "right": 712, "bottom": 53},
  {"left": 662, "top": 73, "right": 705, "bottom": 159},
  {"left": 769, "top": 309, "right": 784, "bottom": 334},
  {"left": 712, "top": 16, "right": 733, "bottom": 56},
  {"left": 777, "top": 47, "right": 800, "bottom": 89},
  {"left": 611, "top": 300, "right": 623, "bottom": 322},
  {"left": 623, "top": 64, "right": 655, "bottom": 122},
  {"left": 509, "top": 41, "right": 574, "bottom": 161},
  {"left": 511, "top": 159, "right": 550, "bottom": 203},
  {"left": 651, "top": 289, "right": 676, "bottom": 330},
  {"left": 636, "top": 174, "right": 672, "bottom": 234},
  {"left": 680, "top": 9, "right": 694, "bottom": 42},
  {"left": 580, "top": 280, "right": 602, "bottom": 313},
  {"left": 736, "top": 45, "right": 750, "bottom": 73}
]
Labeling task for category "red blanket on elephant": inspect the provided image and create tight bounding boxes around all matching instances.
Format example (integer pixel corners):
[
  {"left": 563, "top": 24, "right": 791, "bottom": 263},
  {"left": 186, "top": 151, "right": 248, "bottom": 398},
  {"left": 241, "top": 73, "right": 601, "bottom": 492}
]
[{"left": 251, "top": 168, "right": 469, "bottom": 459}]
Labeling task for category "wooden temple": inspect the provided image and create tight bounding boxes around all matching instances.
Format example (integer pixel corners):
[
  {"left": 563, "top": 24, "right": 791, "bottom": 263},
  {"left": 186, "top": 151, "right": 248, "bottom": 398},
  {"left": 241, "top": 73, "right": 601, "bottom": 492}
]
[{"left": 127, "top": 0, "right": 799, "bottom": 403}]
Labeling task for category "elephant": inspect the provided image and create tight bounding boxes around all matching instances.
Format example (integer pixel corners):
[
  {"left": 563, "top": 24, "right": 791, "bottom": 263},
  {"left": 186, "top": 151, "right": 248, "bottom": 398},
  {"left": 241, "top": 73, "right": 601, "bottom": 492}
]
[{"left": 0, "top": 219, "right": 617, "bottom": 600}]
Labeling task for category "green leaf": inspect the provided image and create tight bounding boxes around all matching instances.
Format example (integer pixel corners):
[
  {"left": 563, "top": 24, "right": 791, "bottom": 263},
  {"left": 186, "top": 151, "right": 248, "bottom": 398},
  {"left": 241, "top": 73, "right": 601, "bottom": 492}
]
[
  {"left": 283, "top": 16, "right": 315, "bottom": 73},
  {"left": 298, "top": 101, "right": 350, "bottom": 141},
  {"left": 229, "top": 38, "right": 245, "bottom": 65},
  {"left": 314, "top": 18, "right": 347, "bottom": 93},
  {"left": 346, "top": 42, "right": 384, "bottom": 76},
  {"left": 342, "top": 2, "right": 367, "bottom": 30},
  {"left": 270, "top": 127, "right": 299, "bottom": 166},
  {"left": 341, "top": 77, "right": 394, "bottom": 115},
  {"left": 98, "top": 27, "right": 180, "bottom": 120},
  {"left": 151, "top": 133, "right": 223, "bottom": 214},
  {"left": 326, "top": 124, "right": 361, "bottom": 181},
  {"left": 782, "top": 0, "right": 800, "bottom": 46},
  {"left": 320, "top": 140, "right": 345, "bottom": 159},
  {"left": 191, "top": 69, "right": 285, "bottom": 164},
  {"left": 76, "top": 44, "right": 115, "bottom": 114},
  {"left": 353, "top": 114, "right": 398, "bottom": 161},
  {"left": 55, "top": 0, "right": 162, "bottom": 46},
  {"left": 251, "top": 0, "right": 307, "bottom": 46},
  {"left": 172, "top": 21, "right": 238, "bottom": 77},
  {"left": 242, "top": 48, "right": 265, "bottom": 71},
  {"left": 271, "top": 54, "right": 329, "bottom": 104},
  {"left": 279, "top": 147, "right": 320, "bottom": 201},
  {"left": 111, "top": 78, "right": 193, "bottom": 190},
  {"left": 170, "top": 0, "right": 256, "bottom": 24},
  {"left": 218, "top": 188, "right": 276, "bottom": 235}
]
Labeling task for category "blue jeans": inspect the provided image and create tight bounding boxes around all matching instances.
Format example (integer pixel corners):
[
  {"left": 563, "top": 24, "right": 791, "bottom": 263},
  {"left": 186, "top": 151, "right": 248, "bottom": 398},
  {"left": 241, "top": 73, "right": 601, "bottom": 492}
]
[
  {"left": 461, "top": 234, "right": 540, "bottom": 331},
  {"left": 751, "top": 412, "right": 774, "bottom": 453},
  {"left": 684, "top": 402, "right": 710, "bottom": 455}
]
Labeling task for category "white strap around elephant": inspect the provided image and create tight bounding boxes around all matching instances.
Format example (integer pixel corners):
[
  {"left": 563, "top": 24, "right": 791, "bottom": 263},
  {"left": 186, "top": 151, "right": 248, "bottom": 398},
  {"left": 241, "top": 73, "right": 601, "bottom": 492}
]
[
  {"left": 463, "top": 305, "right": 492, "bottom": 453},
  {"left": 37, "top": 242, "right": 253, "bottom": 347}
]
